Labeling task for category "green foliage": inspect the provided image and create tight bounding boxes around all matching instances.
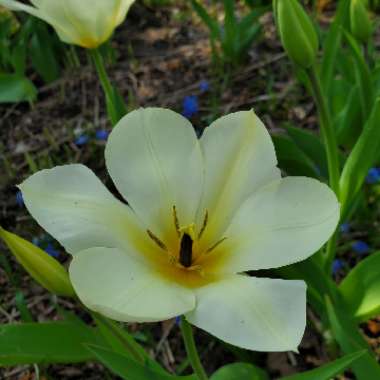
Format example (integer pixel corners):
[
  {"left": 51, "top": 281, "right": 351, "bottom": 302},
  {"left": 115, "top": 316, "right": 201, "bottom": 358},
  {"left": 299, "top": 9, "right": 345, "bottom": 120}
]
[
  {"left": 281, "top": 351, "right": 366, "bottom": 380},
  {"left": 350, "top": 0, "right": 372, "bottom": 43},
  {"left": 273, "top": 0, "right": 318, "bottom": 68},
  {"left": 0, "top": 14, "right": 65, "bottom": 102},
  {"left": 0, "top": 322, "right": 106, "bottom": 365},
  {"left": 271, "top": 133, "right": 321, "bottom": 178},
  {"left": 87, "top": 345, "right": 196, "bottom": 380},
  {"left": 340, "top": 251, "right": 380, "bottom": 321},
  {"left": 210, "top": 363, "right": 269, "bottom": 380},
  {"left": 0, "top": 73, "right": 36, "bottom": 102},
  {"left": 325, "top": 297, "right": 380, "bottom": 380},
  {"left": 339, "top": 98, "right": 380, "bottom": 215},
  {"left": 190, "top": 0, "right": 268, "bottom": 66}
]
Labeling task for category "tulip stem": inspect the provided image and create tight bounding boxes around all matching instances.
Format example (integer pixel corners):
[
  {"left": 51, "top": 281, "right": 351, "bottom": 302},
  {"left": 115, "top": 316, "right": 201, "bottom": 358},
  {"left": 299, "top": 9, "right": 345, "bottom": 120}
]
[
  {"left": 180, "top": 317, "right": 208, "bottom": 380},
  {"left": 89, "top": 48, "right": 126, "bottom": 125},
  {"left": 306, "top": 66, "right": 340, "bottom": 268}
]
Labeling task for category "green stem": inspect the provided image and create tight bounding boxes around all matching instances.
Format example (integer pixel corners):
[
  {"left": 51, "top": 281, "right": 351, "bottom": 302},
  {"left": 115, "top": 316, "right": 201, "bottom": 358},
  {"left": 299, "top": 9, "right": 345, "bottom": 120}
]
[
  {"left": 306, "top": 66, "right": 341, "bottom": 269},
  {"left": 89, "top": 48, "right": 125, "bottom": 125},
  {"left": 180, "top": 317, "right": 208, "bottom": 380}
]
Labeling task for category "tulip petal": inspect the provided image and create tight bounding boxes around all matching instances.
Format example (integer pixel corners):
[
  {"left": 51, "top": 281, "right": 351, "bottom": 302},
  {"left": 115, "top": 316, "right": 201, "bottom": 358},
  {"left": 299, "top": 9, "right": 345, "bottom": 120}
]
[
  {"left": 218, "top": 177, "right": 340, "bottom": 272},
  {"left": 106, "top": 108, "right": 203, "bottom": 243},
  {"left": 198, "top": 110, "right": 280, "bottom": 244},
  {"left": 186, "top": 275, "right": 306, "bottom": 352},
  {"left": 70, "top": 247, "right": 195, "bottom": 322},
  {"left": 19, "top": 164, "right": 149, "bottom": 256}
]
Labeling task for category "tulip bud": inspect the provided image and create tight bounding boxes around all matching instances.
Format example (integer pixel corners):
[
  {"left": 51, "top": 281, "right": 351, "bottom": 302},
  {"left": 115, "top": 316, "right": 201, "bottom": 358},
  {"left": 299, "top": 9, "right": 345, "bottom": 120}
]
[
  {"left": 0, "top": 227, "right": 75, "bottom": 297},
  {"left": 350, "top": 0, "right": 372, "bottom": 43},
  {"left": 273, "top": 0, "right": 318, "bottom": 68}
]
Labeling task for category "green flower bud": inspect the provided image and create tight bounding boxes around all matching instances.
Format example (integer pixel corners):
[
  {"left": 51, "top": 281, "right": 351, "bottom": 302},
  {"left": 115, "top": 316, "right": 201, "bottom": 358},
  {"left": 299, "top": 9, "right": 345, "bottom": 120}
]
[
  {"left": 0, "top": 227, "right": 75, "bottom": 297},
  {"left": 274, "top": 0, "right": 319, "bottom": 68},
  {"left": 350, "top": 0, "right": 372, "bottom": 43}
]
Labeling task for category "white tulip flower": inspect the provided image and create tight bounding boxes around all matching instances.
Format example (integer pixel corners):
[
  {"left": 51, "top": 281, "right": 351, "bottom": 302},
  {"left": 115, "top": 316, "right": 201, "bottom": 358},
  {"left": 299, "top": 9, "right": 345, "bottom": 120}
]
[
  {"left": 20, "top": 108, "right": 339, "bottom": 352},
  {"left": 0, "top": 0, "right": 135, "bottom": 48}
]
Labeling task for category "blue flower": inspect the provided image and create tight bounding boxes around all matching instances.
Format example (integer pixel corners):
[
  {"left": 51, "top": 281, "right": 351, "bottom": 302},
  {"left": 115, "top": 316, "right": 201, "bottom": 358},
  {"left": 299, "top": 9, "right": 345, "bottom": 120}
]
[
  {"left": 199, "top": 80, "right": 209, "bottom": 93},
  {"left": 16, "top": 191, "right": 24, "bottom": 207},
  {"left": 75, "top": 134, "right": 89, "bottom": 146},
  {"left": 351, "top": 240, "right": 370, "bottom": 255},
  {"left": 44, "top": 243, "right": 60, "bottom": 258},
  {"left": 175, "top": 316, "right": 181, "bottom": 325},
  {"left": 332, "top": 259, "right": 344, "bottom": 275},
  {"left": 182, "top": 95, "right": 199, "bottom": 118},
  {"left": 339, "top": 222, "right": 350, "bottom": 234},
  {"left": 365, "top": 168, "right": 380, "bottom": 184},
  {"left": 95, "top": 129, "right": 109, "bottom": 141}
]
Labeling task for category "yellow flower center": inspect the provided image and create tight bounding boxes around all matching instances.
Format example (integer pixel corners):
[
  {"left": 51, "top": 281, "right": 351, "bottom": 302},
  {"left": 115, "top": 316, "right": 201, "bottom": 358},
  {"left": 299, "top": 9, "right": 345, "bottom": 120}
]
[{"left": 145, "top": 206, "right": 227, "bottom": 288}]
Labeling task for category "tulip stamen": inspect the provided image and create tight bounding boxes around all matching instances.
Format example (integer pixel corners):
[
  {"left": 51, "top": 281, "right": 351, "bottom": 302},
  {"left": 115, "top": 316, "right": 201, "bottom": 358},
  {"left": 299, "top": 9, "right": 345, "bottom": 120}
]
[
  {"left": 147, "top": 229, "right": 167, "bottom": 251},
  {"left": 172, "top": 205, "right": 180, "bottom": 237},
  {"left": 205, "top": 237, "right": 227, "bottom": 254},
  {"left": 198, "top": 210, "right": 208, "bottom": 239}
]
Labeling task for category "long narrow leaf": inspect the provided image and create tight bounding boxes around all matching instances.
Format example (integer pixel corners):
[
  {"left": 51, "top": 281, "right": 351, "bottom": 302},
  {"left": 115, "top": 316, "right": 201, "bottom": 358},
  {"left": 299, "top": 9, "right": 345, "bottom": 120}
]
[
  {"left": 190, "top": 0, "right": 220, "bottom": 40},
  {"left": 87, "top": 345, "right": 195, "bottom": 380},
  {"left": 281, "top": 350, "right": 366, "bottom": 380},
  {"left": 0, "top": 322, "right": 106, "bottom": 365},
  {"left": 325, "top": 296, "right": 380, "bottom": 380}
]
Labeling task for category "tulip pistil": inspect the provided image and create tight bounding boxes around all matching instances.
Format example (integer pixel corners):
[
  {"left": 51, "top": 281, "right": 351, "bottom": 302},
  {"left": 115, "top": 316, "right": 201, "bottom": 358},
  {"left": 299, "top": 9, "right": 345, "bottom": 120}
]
[{"left": 179, "top": 233, "right": 193, "bottom": 268}]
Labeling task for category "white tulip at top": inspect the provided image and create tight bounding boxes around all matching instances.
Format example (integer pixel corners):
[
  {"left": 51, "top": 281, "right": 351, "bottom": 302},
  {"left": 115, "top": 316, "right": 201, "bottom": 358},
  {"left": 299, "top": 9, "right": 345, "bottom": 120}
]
[
  {"left": 20, "top": 108, "right": 340, "bottom": 352},
  {"left": 0, "top": 0, "right": 135, "bottom": 48}
]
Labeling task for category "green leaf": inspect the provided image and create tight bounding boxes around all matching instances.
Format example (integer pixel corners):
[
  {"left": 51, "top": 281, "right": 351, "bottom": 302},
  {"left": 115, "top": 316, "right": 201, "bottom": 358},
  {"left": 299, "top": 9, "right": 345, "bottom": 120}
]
[
  {"left": 281, "top": 351, "right": 366, "bottom": 380},
  {"left": 320, "top": 0, "right": 350, "bottom": 92},
  {"left": 0, "top": 73, "right": 37, "bottom": 103},
  {"left": 339, "top": 97, "right": 380, "bottom": 213},
  {"left": 0, "top": 322, "right": 106, "bottom": 365},
  {"left": 210, "top": 363, "right": 269, "bottom": 380},
  {"left": 87, "top": 345, "right": 195, "bottom": 380},
  {"left": 93, "top": 313, "right": 165, "bottom": 373},
  {"left": 343, "top": 30, "right": 374, "bottom": 118},
  {"left": 30, "top": 23, "right": 60, "bottom": 83},
  {"left": 190, "top": 0, "right": 220, "bottom": 41},
  {"left": 335, "top": 85, "right": 363, "bottom": 147},
  {"left": 325, "top": 296, "right": 380, "bottom": 380},
  {"left": 340, "top": 251, "right": 380, "bottom": 321},
  {"left": 271, "top": 134, "right": 320, "bottom": 178},
  {"left": 14, "top": 291, "right": 34, "bottom": 323},
  {"left": 283, "top": 125, "right": 328, "bottom": 178}
]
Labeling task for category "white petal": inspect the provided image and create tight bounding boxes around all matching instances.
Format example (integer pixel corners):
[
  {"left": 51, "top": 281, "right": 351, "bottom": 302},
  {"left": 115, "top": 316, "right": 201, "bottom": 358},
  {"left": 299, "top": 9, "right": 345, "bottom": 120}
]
[
  {"left": 19, "top": 164, "right": 149, "bottom": 255},
  {"left": 198, "top": 110, "right": 280, "bottom": 244},
  {"left": 219, "top": 177, "right": 340, "bottom": 272},
  {"left": 69, "top": 247, "right": 195, "bottom": 322},
  {"left": 106, "top": 108, "right": 203, "bottom": 243},
  {"left": 186, "top": 275, "right": 306, "bottom": 352}
]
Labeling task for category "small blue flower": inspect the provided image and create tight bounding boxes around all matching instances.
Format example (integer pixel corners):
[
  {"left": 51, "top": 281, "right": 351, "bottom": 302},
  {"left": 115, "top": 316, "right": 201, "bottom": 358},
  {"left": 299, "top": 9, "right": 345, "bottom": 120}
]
[
  {"left": 175, "top": 316, "right": 181, "bottom": 325},
  {"left": 95, "top": 129, "right": 109, "bottom": 141},
  {"left": 332, "top": 259, "right": 344, "bottom": 275},
  {"left": 16, "top": 191, "right": 24, "bottom": 207},
  {"left": 199, "top": 80, "right": 209, "bottom": 93},
  {"left": 339, "top": 222, "right": 350, "bottom": 234},
  {"left": 75, "top": 134, "right": 89, "bottom": 146},
  {"left": 365, "top": 168, "right": 380, "bottom": 184},
  {"left": 44, "top": 243, "right": 60, "bottom": 258},
  {"left": 352, "top": 240, "right": 370, "bottom": 255},
  {"left": 182, "top": 95, "right": 199, "bottom": 118}
]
